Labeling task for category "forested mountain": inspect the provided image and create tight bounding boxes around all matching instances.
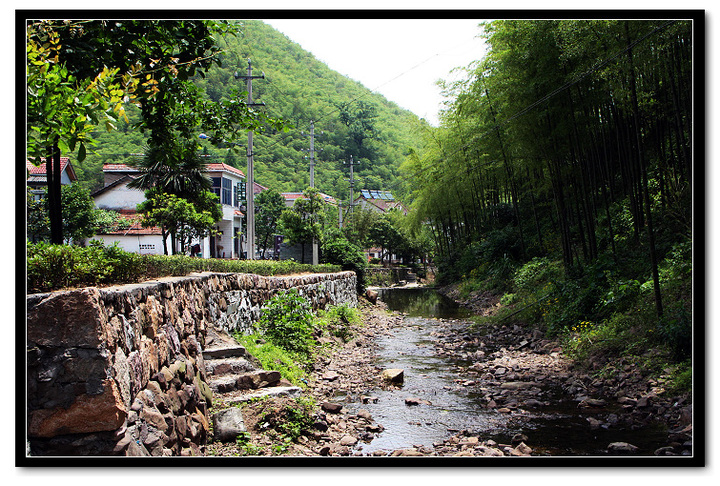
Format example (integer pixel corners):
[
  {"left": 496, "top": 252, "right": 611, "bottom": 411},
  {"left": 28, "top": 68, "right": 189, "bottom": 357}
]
[{"left": 74, "top": 20, "right": 428, "bottom": 202}]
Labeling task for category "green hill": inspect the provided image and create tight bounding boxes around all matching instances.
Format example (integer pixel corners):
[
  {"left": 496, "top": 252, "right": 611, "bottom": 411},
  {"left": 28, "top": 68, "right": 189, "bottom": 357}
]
[{"left": 75, "top": 20, "right": 428, "bottom": 203}]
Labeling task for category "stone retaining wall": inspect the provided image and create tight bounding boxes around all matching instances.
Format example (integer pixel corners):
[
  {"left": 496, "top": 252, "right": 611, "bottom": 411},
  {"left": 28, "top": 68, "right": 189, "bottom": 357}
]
[{"left": 25, "top": 271, "right": 357, "bottom": 457}]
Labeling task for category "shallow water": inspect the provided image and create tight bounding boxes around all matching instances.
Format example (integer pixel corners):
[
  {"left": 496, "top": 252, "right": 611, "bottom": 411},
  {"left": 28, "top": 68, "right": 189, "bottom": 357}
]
[{"left": 346, "top": 287, "right": 668, "bottom": 456}]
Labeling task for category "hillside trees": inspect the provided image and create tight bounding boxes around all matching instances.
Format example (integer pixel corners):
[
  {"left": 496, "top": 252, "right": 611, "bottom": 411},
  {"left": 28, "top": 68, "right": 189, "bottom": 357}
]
[
  {"left": 26, "top": 19, "right": 286, "bottom": 246},
  {"left": 73, "top": 20, "right": 426, "bottom": 206},
  {"left": 405, "top": 19, "right": 695, "bottom": 338}
]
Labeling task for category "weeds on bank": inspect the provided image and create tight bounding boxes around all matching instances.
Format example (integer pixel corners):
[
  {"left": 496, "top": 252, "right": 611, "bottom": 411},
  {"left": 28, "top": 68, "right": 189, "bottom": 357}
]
[
  {"left": 234, "top": 291, "right": 363, "bottom": 387},
  {"left": 456, "top": 242, "right": 693, "bottom": 396}
]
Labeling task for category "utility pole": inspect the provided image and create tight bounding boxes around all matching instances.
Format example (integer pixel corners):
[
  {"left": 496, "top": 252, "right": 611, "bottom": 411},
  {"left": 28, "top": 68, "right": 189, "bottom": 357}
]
[
  {"left": 302, "top": 120, "right": 320, "bottom": 188},
  {"left": 302, "top": 121, "right": 323, "bottom": 265},
  {"left": 235, "top": 59, "right": 264, "bottom": 259},
  {"left": 344, "top": 155, "right": 357, "bottom": 223}
]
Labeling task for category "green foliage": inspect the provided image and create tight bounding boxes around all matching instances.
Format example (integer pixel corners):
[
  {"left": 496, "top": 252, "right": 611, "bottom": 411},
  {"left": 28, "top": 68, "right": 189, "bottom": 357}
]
[
  {"left": 137, "top": 190, "right": 221, "bottom": 254},
  {"left": 27, "top": 184, "right": 131, "bottom": 244},
  {"left": 72, "top": 20, "right": 426, "bottom": 200},
  {"left": 256, "top": 290, "right": 315, "bottom": 357},
  {"left": 279, "top": 187, "right": 327, "bottom": 246},
  {"left": 320, "top": 231, "right": 367, "bottom": 292},
  {"left": 234, "top": 333, "right": 309, "bottom": 386},
  {"left": 255, "top": 188, "right": 287, "bottom": 258},
  {"left": 665, "top": 361, "right": 692, "bottom": 396},
  {"left": 26, "top": 21, "right": 130, "bottom": 165},
  {"left": 315, "top": 304, "right": 362, "bottom": 343},
  {"left": 234, "top": 431, "right": 263, "bottom": 456},
  {"left": 256, "top": 396, "right": 316, "bottom": 443},
  {"left": 655, "top": 302, "right": 692, "bottom": 361},
  {"left": 26, "top": 241, "right": 340, "bottom": 293},
  {"left": 27, "top": 241, "right": 144, "bottom": 292}
]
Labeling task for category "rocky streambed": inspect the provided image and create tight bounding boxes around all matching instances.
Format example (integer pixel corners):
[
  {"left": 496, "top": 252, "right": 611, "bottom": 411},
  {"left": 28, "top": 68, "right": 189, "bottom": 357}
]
[{"left": 207, "top": 287, "right": 693, "bottom": 459}]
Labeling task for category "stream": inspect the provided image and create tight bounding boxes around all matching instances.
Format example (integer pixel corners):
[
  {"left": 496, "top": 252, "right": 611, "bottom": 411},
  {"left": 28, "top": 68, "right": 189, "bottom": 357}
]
[{"left": 345, "top": 287, "right": 669, "bottom": 456}]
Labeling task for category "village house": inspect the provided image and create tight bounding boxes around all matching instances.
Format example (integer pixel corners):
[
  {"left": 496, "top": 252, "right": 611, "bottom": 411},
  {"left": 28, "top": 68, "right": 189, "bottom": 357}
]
[
  {"left": 281, "top": 191, "right": 338, "bottom": 208},
  {"left": 26, "top": 158, "right": 77, "bottom": 200},
  {"left": 91, "top": 162, "right": 250, "bottom": 258},
  {"left": 354, "top": 189, "right": 408, "bottom": 263},
  {"left": 354, "top": 189, "right": 408, "bottom": 216}
]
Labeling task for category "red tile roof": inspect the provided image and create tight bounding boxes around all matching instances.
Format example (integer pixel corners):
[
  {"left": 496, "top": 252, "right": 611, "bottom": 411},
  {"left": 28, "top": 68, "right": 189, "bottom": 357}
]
[
  {"left": 26, "top": 158, "right": 77, "bottom": 180},
  {"left": 102, "top": 162, "right": 246, "bottom": 178},
  {"left": 282, "top": 192, "right": 338, "bottom": 205},
  {"left": 204, "top": 162, "right": 245, "bottom": 178},
  {"left": 102, "top": 163, "right": 138, "bottom": 172}
]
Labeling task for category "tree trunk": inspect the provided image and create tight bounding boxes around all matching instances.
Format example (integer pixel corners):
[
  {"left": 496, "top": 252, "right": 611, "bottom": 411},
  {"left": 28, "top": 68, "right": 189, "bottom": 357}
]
[
  {"left": 625, "top": 20, "right": 663, "bottom": 318},
  {"left": 47, "top": 142, "right": 63, "bottom": 244}
]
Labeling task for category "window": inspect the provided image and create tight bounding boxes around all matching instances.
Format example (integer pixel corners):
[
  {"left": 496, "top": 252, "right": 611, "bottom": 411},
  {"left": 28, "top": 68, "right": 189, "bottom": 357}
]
[
  {"left": 221, "top": 178, "right": 232, "bottom": 205},
  {"left": 212, "top": 177, "right": 233, "bottom": 205},
  {"left": 211, "top": 177, "right": 221, "bottom": 199}
]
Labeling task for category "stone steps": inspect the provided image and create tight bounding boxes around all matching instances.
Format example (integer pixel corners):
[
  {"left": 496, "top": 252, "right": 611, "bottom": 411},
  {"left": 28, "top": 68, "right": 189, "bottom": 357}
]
[
  {"left": 208, "top": 370, "right": 282, "bottom": 393},
  {"left": 221, "top": 386, "right": 303, "bottom": 405},
  {"left": 205, "top": 357, "right": 256, "bottom": 376},
  {"left": 202, "top": 346, "right": 248, "bottom": 360},
  {"left": 203, "top": 329, "right": 304, "bottom": 442}
]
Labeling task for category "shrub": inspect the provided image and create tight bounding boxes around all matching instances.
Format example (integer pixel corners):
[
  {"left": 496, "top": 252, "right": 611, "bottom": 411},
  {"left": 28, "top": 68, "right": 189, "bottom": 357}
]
[
  {"left": 256, "top": 396, "right": 316, "bottom": 442},
  {"left": 234, "top": 332, "right": 309, "bottom": 386},
  {"left": 513, "top": 257, "right": 564, "bottom": 295},
  {"left": 256, "top": 290, "right": 315, "bottom": 357},
  {"left": 316, "top": 304, "right": 361, "bottom": 342},
  {"left": 655, "top": 302, "right": 693, "bottom": 361},
  {"left": 321, "top": 235, "right": 367, "bottom": 292},
  {"left": 26, "top": 241, "right": 341, "bottom": 293}
]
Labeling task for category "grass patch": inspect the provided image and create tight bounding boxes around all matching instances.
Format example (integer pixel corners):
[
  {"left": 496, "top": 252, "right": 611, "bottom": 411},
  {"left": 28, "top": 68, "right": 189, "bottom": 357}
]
[
  {"left": 234, "top": 332, "right": 309, "bottom": 387},
  {"left": 315, "top": 303, "right": 362, "bottom": 343}
]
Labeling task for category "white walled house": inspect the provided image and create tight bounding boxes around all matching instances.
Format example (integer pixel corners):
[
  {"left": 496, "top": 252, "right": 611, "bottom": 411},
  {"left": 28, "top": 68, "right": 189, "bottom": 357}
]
[
  {"left": 205, "top": 163, "right": 246, "bottom": 258},
  {"left": 26, "top": 158, "right": 77, "bottom": 200},
  {"left": 91, "top": 162, "right": 247, "bottom": 258}
]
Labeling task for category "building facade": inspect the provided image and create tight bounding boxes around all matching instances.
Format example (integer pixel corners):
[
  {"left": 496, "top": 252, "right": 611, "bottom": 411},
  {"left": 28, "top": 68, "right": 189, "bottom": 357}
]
[{"left": 91, "top": 162, "right": 247, "bottom": 258}]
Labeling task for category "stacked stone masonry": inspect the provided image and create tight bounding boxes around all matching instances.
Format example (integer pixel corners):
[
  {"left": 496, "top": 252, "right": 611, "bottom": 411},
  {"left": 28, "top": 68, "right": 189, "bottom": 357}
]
[{"left": 26, "top": 271, "right": 357, "bottom": 456}]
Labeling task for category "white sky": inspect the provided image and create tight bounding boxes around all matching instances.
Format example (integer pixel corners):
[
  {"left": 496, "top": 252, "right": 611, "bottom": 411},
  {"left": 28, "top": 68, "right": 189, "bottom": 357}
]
[{"left": 263, "top": 18, "right": 488, "bottom": 126}]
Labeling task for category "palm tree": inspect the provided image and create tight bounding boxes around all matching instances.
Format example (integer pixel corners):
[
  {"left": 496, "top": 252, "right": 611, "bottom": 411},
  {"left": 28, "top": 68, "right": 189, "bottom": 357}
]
[
  {"left": 128, "top": 136, "right": 213, "bottom": 254},
  {"left": 128, "top": 137, "right": 211, "bottom": 198}
]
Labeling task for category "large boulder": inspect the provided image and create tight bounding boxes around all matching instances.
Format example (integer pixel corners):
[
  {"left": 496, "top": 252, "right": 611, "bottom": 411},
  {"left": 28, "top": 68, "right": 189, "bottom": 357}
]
[{"left": 212, "top": 407, "right": 247, "bottom": 442}]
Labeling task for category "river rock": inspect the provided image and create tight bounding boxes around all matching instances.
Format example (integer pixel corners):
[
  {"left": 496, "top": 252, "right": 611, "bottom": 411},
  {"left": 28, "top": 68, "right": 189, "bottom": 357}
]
[
  {"left": 382, "top": 368, "right": 404, "bottom": 383},
  {"left": 405, "top": 397, "right": 431, "bottom": 406},
  {"left": 340, "top": 435, "right": 358, "bottom": 446},
  {"left": 321, "top": 402, "right": 343, "bottom": 413},
  {"left": 579, "top": 398, "right": 607, "bottom": 408},
  {"left": 356, "top": 409, "right": 373, "bottom": 420},
  {"left": 509, "top": 442, "right": 532, "bottom": 456},
  {"left": 365, "top": 289, "right": 378, "bottom": 304},
  {"left": 511, "top": 433, "right": 529, "bottom": 445},
  {"left": 321, "top": 370, "right": 340, "bottom": 381},
  {"left": 608, "top": 442, "right": 639, "bottom": 454},
  {"left": 212, "top": 407, "right": 246, "bottom": 442}
]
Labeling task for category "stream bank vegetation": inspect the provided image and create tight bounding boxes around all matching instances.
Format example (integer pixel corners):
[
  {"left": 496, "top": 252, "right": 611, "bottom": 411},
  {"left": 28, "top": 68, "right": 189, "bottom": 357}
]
[
  {"left": 215, "top": 291, "right": 363, "bottom": 456},
  {"left": 402, "top": 20, "right": 696, "bottom": 398},
  {"left": 234, "top": 290, "right": 363, "bottom": 387}
]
